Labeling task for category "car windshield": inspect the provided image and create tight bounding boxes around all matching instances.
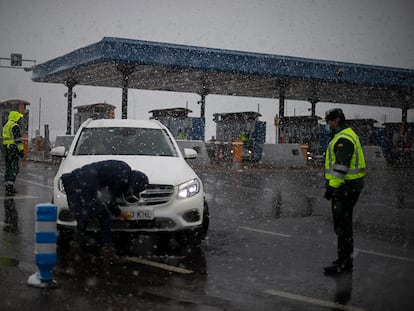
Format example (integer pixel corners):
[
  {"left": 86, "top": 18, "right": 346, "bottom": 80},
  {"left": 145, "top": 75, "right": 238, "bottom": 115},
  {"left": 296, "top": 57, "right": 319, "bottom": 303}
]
[{"left": 73, "top": 127, "right": 178, "bottom": 156}]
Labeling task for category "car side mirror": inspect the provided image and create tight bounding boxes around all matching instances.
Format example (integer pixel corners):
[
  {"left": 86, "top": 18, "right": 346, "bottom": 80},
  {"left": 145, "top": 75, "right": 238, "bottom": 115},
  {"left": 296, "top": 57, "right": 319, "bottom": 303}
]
[
  {"left": 50, "top": 146, "right": 66, "bottom": 157},
  {"left": 183, "top": 148, "right": 197, "bottom": 159}
]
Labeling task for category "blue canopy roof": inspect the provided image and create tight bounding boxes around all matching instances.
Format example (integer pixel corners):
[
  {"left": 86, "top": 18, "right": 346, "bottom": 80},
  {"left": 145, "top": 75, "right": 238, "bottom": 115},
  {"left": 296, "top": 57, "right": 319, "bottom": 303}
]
[{"left": 32, "top": 37, "right": 414, "bottom": 109}]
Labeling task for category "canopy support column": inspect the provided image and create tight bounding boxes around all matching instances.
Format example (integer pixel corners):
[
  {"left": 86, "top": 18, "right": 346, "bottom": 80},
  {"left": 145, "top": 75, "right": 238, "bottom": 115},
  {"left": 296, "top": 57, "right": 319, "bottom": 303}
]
[
  {"left": 122, "top": 73, "right": 129, "bottom": 119},
  {"left": 402, "top": 104, "right": 408, "bottom": 124},
  {"left": 64, "top": 80, "right": 76, "bottom": 135},
  {"left": 277, "top": 84, "right": 286, "bottom": 144},
  {"left": 118, "top": 65, "right": 135, "bottom": 119},
  {"left": 279, "top": 87, "right": 285, "bottom": 119},
  {"left": 198, "top": 93, "right": 207, "bottom": 119},
  {"left": 308, "top": 97, "right": 319, "bottom": 116}
]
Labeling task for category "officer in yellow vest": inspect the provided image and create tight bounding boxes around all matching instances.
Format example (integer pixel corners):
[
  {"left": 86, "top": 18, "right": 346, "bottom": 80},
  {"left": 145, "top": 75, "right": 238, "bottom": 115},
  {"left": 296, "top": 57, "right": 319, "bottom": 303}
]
[
  {"left": 240, "top": 130, "right": 247, "bottom": 143},
  {"left": 2, "top": 111, "right": 24, "bottom": 195},
  {"left": 323, "top": 108, "right": 366, "bottom": 275},
  {"left": 177, "top": 128, "right": 185, "bottom": 140}
]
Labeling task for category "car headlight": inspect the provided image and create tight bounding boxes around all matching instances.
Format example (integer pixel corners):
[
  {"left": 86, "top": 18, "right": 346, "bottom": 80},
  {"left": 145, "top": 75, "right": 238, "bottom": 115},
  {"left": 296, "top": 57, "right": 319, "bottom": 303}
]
[
  {"left": 58, "top": 178, "right": 65, "bottom": 194},
  {"left": 177, "top": 178, "right": 200, "bottom": 199}
]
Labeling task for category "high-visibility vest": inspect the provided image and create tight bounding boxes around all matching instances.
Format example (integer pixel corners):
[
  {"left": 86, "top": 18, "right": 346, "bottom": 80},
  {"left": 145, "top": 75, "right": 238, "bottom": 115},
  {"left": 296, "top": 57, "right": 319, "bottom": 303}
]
[
  {"left": 240, "top": 131, "right": 247, "bottom": 142},
  {"left": 325, "top": 127, "right": 366, "bottom": 188},
  {"left": 2, "top": 120, "right": 24, "bottom": 151}
]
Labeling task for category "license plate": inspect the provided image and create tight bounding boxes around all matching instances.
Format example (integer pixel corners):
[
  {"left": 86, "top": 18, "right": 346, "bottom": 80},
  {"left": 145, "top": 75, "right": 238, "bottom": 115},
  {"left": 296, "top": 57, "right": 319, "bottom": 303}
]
[{"left": 128, "top": 208, "right": 154, "bottom": 220}]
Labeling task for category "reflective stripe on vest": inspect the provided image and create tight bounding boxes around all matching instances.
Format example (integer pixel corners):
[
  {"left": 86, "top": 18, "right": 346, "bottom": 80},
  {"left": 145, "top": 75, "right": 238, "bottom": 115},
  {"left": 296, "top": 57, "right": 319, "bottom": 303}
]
[{"left": 325, "top": 128, "right": 366, "bottom": 183}]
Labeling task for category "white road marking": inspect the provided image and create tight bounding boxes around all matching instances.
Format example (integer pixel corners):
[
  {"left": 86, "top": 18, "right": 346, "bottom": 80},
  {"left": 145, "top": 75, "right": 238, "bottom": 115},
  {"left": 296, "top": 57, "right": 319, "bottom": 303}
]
[
  {"left": 0, "top": 194, "right": 39, "bottom": 200},
  {"left": 124, "top": 256, "right": 193, "bottom": 274},
  {"left": 17, "top": 178, "right": 53, "bottom": 189},
  {"left": 240, "top": 226, "right": 414, "bottom": 263},
  {"left": 265, "top": 289, "right": 366, "bottom": 311},
  {"left": 355, "top": 248, "right": 414, "bottom": 263},
  {"left": 239, "top": 226, "right": 292, "bottom": 238}
]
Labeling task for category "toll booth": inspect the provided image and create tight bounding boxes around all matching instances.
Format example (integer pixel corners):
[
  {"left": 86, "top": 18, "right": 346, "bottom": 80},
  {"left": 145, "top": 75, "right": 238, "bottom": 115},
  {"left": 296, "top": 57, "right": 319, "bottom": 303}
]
[
  {"left": 0, "top": 99, "right": 30, "bottom": 157},
  {"left": 346, "top": 119, "right": 379, "bottom": 145},
  {"left": 382, "top": 122, "right": 414, "bottom": 165},
  {"left": 320, "top": 118, "right": 381, "bottom": 150},
  {"left": 74, "top": 103, "right": 116, "bottom": 133},
  {"left": 149, "top": 107, "right": 205, "bottom": 141},
  {"left": 209, "top": 111, "right": 266, "bottom": 162},
  {"left": 280, "top": 116, "right": 322, "bottom": 160}
]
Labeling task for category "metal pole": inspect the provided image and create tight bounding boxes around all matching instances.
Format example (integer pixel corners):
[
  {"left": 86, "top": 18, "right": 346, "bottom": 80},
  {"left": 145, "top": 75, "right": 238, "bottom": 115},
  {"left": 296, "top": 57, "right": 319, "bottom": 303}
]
[
  {"left": 122, "top": 73, "right": 128, "bottom": 119},
  {"left": 402, "top": 105, "right": 408, "bottom": 124},
  {"left": 199, "top": 93, "right": 206, "bottom": 119},
  {"left": 278, "top": 85, "right": 285, "bottom": 144},
  {"left": 117, "top": 65, "right": 134, "bottom": 120},
  {"left": 309, "top": 98, "right": 318, "bottom": 116},
  {"left": 65, "top": 82, "right": 75, "bottom": 135},
  {"left": 38, "top": 98, "right": 41, "bottom": 134},
  {"left": 279, "top": 87, "right": 285, "bottom": 118}
]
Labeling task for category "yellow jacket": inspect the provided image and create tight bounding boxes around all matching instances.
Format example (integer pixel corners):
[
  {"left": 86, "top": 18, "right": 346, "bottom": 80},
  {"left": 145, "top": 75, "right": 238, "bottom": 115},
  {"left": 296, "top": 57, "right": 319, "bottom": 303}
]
[
  {"left": 2, "top": 111, "right": 24, "bottom": 151},
  {"left": 325, "top": 127, "right": 366, "bottom": 188}
]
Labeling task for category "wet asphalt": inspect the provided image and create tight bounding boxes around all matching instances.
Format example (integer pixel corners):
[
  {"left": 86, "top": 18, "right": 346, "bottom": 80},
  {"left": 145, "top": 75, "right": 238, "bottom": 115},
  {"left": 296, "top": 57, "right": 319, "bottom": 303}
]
[{"left": 0, "top": 160, "right": 413, "bottom": 311}]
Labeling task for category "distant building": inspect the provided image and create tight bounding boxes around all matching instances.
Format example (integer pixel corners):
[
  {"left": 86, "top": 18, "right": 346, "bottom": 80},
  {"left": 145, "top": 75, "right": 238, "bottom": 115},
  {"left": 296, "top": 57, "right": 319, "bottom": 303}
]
[
  {"left": 280, "top": 116, "right": 322, "bottom": 154},
  {"left": 346, "top": 118, "right": 379, "bottom": 146},
  {"left": 382, "top": 122, "right": 414, "bottom": 165},
  {"left": 74, "top": 103, "right": 116, "bottom": 133},
  {"left": 149, "top": 107, "right": 205, "bottom": 141},
  {"left": 211, "top": 111, "right": 266, "bottom": 162}
]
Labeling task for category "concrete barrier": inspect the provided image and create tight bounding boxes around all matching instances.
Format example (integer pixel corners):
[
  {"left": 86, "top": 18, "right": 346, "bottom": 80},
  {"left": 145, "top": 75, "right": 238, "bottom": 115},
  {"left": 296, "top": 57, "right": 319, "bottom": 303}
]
[
  {"left": 363, "top": 145, "right": 387, "bottom": 168},
  {"left": 259, "top": 143, "right": 307, "bottom": 167},
  {"left": 176, "top": 140, "right": 210, "bottom": 167}
]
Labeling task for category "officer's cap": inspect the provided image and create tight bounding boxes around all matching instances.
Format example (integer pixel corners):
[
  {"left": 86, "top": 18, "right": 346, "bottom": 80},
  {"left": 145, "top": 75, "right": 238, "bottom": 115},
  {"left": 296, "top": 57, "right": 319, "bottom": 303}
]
[{"left": 325, "top": 108, "right": 345, "bottom": 122}]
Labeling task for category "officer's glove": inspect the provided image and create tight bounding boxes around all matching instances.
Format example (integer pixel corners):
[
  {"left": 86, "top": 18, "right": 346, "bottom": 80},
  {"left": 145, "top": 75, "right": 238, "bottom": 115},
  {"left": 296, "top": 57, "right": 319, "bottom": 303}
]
[
  {"left": 325, "top": 185, "right": 345, "bottom": 201},
  {"left": 18, "top": 150, "right": 24, "bottom": 158}
]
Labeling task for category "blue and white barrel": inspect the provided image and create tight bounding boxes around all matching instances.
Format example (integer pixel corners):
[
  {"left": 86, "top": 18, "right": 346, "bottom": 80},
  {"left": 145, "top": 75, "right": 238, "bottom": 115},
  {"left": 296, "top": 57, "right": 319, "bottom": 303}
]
[{"left": 34, "top": 203, "right": 57, "bottom": 282}]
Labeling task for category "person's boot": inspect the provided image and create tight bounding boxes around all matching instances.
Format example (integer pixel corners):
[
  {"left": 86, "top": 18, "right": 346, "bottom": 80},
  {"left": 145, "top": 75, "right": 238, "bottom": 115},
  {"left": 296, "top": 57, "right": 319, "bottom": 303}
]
[
  {"left": 101, "top": 246, "right": 120, "bottom": 265},
  {"left": 69, "top": 241, "right": 82, "bottom": 261},
  {"left": 324, "top": 259, "right": 353, "bottom": 275},
  {"left": 5, "top": 184, "right": 17, "bottom": 196}
]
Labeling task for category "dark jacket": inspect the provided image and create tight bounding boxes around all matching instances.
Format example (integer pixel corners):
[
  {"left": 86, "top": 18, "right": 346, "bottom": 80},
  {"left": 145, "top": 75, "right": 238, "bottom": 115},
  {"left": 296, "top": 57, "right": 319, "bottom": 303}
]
[{"left": 61, "top": 160, "right": 134, "bottom": 217}]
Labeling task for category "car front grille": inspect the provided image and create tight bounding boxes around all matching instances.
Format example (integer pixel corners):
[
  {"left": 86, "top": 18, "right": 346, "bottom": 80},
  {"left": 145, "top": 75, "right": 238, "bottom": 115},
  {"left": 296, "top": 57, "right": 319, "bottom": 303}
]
[
  {"left": 57, "top": 184, "right": 175, "bottom": 223},
  {"left": 140, "top": 184, "right": 174, "bottom": 206}
]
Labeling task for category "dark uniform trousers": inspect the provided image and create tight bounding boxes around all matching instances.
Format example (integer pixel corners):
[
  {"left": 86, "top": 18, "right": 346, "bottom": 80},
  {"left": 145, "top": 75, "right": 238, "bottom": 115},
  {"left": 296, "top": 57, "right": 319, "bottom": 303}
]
[
  {"left": 63, "top": 175, "right": 112, "bottom": 247},
  {"left": 331, "top": 189, "right": 361, "bottom": 263},
  {"left": 3, "top": 145, "right": 20, "bottom": 186}
]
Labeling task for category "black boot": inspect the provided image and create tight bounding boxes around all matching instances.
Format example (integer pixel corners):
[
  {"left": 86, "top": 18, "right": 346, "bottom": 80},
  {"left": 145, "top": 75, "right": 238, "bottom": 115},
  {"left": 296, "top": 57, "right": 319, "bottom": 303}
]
[
  {"left": 101, "top": 246, "right": 120, "bottom": 265},
  {"left": 5, "top": 185, "right": 17, "bottom": 196},
  {"left": 324, "top": 259, "right": 353, "bottom": 275},
  {"left": 69, "top": 241, "right": 83, "bottom": 261}
]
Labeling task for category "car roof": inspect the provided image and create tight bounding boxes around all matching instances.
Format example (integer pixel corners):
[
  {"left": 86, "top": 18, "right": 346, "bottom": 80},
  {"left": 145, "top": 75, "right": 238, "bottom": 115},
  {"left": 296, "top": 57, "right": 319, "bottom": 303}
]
[{"left": 82, "top": 118, "right": 164, "bottom": 129}]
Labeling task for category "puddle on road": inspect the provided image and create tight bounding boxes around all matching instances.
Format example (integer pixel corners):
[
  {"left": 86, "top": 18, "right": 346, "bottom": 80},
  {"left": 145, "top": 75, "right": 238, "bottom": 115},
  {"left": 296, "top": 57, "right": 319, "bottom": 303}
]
[{"left": 266, "top": 191, "right": 314, "bottom": 218}]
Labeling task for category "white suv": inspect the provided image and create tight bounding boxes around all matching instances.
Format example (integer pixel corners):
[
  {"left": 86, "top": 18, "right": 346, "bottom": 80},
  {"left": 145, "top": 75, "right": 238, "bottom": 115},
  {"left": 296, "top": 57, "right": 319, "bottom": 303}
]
[{"left": 51, "top": 118, "right": 209, "bottom": 247}]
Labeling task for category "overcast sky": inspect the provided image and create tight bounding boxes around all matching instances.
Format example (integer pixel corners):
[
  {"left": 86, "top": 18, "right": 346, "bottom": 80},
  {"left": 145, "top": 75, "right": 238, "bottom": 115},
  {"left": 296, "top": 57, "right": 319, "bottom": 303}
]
[{"left": 1, "top": 0, "right": 413, "bottom": 142}]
